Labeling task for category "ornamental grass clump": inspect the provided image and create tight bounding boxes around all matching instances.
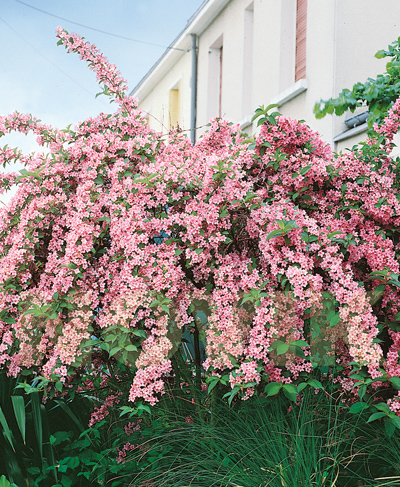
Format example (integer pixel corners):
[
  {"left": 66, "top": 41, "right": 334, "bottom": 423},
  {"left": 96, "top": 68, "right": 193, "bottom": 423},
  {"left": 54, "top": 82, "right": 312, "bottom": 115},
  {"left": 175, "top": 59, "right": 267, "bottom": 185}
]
[
  {"left": 115, "top": 389, "right": 390, "bottom": 487},
  {"left": 1, "top": 28, "right": 400, "bottom": 425}
]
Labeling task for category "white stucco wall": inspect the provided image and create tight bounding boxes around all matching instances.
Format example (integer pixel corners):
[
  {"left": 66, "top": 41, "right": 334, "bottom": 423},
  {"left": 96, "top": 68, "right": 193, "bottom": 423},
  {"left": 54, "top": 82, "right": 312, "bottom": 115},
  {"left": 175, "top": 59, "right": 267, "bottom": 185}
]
[
  {"left": 137, "top": 50, "right": 192, "bottom": 135},
  {"left": 133, "top": 0, "right": 400, "bottom": 149},
  {"left": 332, "top": 0, "right": 400, "bottom": 150}
]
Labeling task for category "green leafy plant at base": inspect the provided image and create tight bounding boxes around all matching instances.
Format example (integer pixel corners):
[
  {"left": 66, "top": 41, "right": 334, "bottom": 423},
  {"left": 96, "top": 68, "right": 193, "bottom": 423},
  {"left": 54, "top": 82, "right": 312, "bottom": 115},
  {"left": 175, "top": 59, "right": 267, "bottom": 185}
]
[
  {"left": 4, "top": 363, "right": 400, "bottom": 486},
  {"left": 0, "top": 373, "right": 54, "bottom": 487},
  {"left": 0, "top": 476, "right": 18, "bottom": 487},
  {"left": 0, "top": 372, "right": 99, "bottom": 487}
]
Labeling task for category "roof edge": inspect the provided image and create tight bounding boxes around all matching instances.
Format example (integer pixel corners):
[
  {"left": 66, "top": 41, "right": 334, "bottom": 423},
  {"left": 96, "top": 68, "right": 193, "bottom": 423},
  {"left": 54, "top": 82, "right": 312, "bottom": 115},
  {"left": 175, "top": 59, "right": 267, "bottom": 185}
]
[{"left": 130, "top": 0, "right": 231, "bottom": 101}]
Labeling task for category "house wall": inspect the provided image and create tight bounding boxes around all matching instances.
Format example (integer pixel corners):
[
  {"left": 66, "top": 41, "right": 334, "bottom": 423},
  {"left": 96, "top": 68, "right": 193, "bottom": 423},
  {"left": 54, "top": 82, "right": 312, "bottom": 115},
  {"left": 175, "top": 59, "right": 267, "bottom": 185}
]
[
  {"left": 137, "top": 49, "right": 192, "bottom": 135},
  {"left": 333, "top": 0, "right": 400, "bottom": 152},
  {"left": 133, "top": 0, "right": 400, "bottom": 149}
]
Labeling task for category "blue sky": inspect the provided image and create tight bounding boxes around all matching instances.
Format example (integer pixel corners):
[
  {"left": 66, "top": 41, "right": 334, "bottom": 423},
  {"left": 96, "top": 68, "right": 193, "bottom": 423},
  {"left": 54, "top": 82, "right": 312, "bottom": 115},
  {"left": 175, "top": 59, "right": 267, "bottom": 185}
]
[{"left": 0, "top": 0, "right": 204, "bottom": 159}]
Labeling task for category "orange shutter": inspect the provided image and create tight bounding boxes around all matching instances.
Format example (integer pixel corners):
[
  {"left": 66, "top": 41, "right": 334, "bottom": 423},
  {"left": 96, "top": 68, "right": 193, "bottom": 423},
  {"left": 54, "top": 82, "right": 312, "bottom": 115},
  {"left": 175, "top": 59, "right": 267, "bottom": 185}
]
[{"left": 295, "top": 0, "right": 307, "bottom": 81}]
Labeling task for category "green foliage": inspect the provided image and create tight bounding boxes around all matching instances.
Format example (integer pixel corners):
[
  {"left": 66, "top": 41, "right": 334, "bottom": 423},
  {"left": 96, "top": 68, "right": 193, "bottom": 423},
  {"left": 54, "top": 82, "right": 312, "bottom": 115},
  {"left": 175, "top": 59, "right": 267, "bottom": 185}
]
[
  {"left": 0, "top": 373, "right": 97, "bottom": 487},
  {"left": 314, "top": 36, "right": 400, "bottom": 129},
  {"left": 0, "top": 476, "right": 18, "bottom": 487},
  {"left": 4, "top": 364, "right": 400, "bottom": 485},
  {"left": 120, "top": 389, "right": 392, "bottom": 486},
  {"left": 251, "top": 103, "right": 281, "bottom": 126}
]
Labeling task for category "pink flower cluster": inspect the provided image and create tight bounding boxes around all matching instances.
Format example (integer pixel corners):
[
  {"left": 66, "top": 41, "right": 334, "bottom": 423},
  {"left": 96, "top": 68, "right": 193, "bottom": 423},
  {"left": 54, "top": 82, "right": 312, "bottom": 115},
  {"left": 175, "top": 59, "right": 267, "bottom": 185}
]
[
  {"left": 116, "top": 442, "right": 137, "bottom": 463},
  {"left": 88, "top": 393, "right": 121, "bottom": 427}
]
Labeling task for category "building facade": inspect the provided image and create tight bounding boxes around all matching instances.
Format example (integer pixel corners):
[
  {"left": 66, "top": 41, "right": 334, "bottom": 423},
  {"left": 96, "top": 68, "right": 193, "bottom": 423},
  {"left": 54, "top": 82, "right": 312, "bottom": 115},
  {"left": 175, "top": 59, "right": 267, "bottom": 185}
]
[{"left": 131, "top": 0, "right": 400, "bottom": 152}]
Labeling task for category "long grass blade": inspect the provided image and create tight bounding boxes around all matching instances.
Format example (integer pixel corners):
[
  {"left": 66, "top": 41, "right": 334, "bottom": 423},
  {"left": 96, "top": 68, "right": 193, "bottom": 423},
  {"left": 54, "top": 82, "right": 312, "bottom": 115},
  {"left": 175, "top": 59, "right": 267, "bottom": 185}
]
[
  {"left": 11, "top": 396, "right": 25, "bottom": 444},
  {"left": 40, "top": 401, "right": 58, "bottom": 484},
  {"left": 54, "top": 399, "right": 85, "bottom": 432},
  {"left": 54, "top": 399, "right": 94, "bottom": 446},
  {"left": 0, "top": 443, "right": 27, "bottom": 487},
  {"left": 0, "top": 405, "right": 15, "bottom": 451},
  {"left": 31, "top": 392, "right": 43, "bottom": 460}
]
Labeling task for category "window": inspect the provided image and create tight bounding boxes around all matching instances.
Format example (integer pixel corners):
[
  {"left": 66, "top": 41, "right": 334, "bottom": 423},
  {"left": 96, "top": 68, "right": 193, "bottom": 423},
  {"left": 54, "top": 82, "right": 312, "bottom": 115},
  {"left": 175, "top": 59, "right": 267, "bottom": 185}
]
[
  {"left": 142, "top": 111, "right": 150, "bottom": 125},
  {"left": 207, "top": 35, "right": 223, "bottom": 119},
  {"left": 275, "top": 0, "right": 308, "bottom": 104},
  {"left": 168, "top": 81, "right": 181, "bottom": 129},
  {"left": 295, "top": 0, "right": 307, "bottom": 81}
]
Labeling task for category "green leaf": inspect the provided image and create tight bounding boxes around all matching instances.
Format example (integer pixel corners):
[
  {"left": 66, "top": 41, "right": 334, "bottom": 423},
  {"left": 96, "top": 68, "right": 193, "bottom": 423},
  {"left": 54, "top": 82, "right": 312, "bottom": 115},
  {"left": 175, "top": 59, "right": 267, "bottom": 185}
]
[
  {"left": 385, "top": 418, "right": 396, "bottom": 437},
  {"left": 68, "top": 457, "right": 80, "bottom": 469},
  {"left": 31, "top": 393, "right": 43, "bottom": 461},
  {"left": 119, "top": 406, "right": 137, "bottom": 417},
  {"left": 375, "top": 49, "right": 386, "bottom": 59},
  {"left": 349, "top": 402, "right": 369, "bottom": 414},
  {"left": 222, "top": 387, "right": 240, "bottom": 406},
  {"left": 368, "top": 270, "right": 389, "bottom": 277},
  {"left": 94, "top": 175, "right": 104, "bottom": 185},
  {"left": 299, "top": 165, "right": 312, "bottom": 176},
  {"left": 265, "top": 103, "right": 281, "bottom": 112},
  {"left": 291, "top": 340, "right": 308, "bottom": 348},
  {"left": 327, "top": 231, "right": 345, "bottom": 239},
  {"left": 276, "top": 342, "right": 289, "bottom": 356},
  {"left": 161, "top": 304, "right": 170, "bottom": 315},
  {"left": 374, "top": 283, "right": 386, "bottom": 296},
  {"left": 283, "top": 220, "right": 299, "bottom": 231},
  {"left": 389, "top": 376, "right": 400, "bottom": 389},
  {"left": 282, "top": 384, "right": 297, "bottom": 394},
  {"left": 251, "top": 110, "right": 263, "bottom": 123},
  {"left": 264, "top": 382, "right": 282, "bottom": 396},
  {"left": 297, "top": 382, "right": 308, "bottom": 393},
  {"left": 349, "top": 373, "right": 364, "bottom": 381},
  {"left": 207, "top": 379, "right": 220, "bottom": 394},
  {"left": 374, "top": 403, "right": 391, "bottom": 413},
  {"left": 283, "top": 384, "right": 298, "bottom": 402},
  {"left": 277, "top": 220, "right": 286, "bottom": 230},
  {"left": 358, "top": 384, "right": 367, "bottom": 400},
  {"left": 0, "top": 406, "right": 14, "bottom": 451},
  {"left": 307, "top": 379, "right": 323, "bottom": 389},
  {"left": 3, "top": 317, "right": 16, "bottom": 324},
  {"left": 290, "top": 345, "right": 305, "bottom": 358},
  {"left": 329, "top": 313, "right": 341, "bottom": 327},
  {"left": 0, "top": 476, "right": 17, "bottom": 487},
  {"left": 109, "top": 346, "right": 121, "bottom": 357},
  {"left": 367, "top": 412, "right": 387, "bottom": 423},
  {"left": 11, "top": 396, "right": 26, "bottom": 443},
  {"left": 391, "top": 414, "right": 400, "bottom": 430},
  {"left": 137, "top": 403, "right": 152, "bottom": 415},
  {"left": 266, "top": 229, "right": 284, "bottom": 241}
]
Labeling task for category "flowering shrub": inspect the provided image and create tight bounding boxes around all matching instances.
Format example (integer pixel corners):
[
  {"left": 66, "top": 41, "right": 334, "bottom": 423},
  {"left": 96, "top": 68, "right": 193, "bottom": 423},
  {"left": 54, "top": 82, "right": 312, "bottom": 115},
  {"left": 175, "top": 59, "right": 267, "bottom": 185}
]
[{"left": 2, "top": 28, "right": 400, "bottom": 425}]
